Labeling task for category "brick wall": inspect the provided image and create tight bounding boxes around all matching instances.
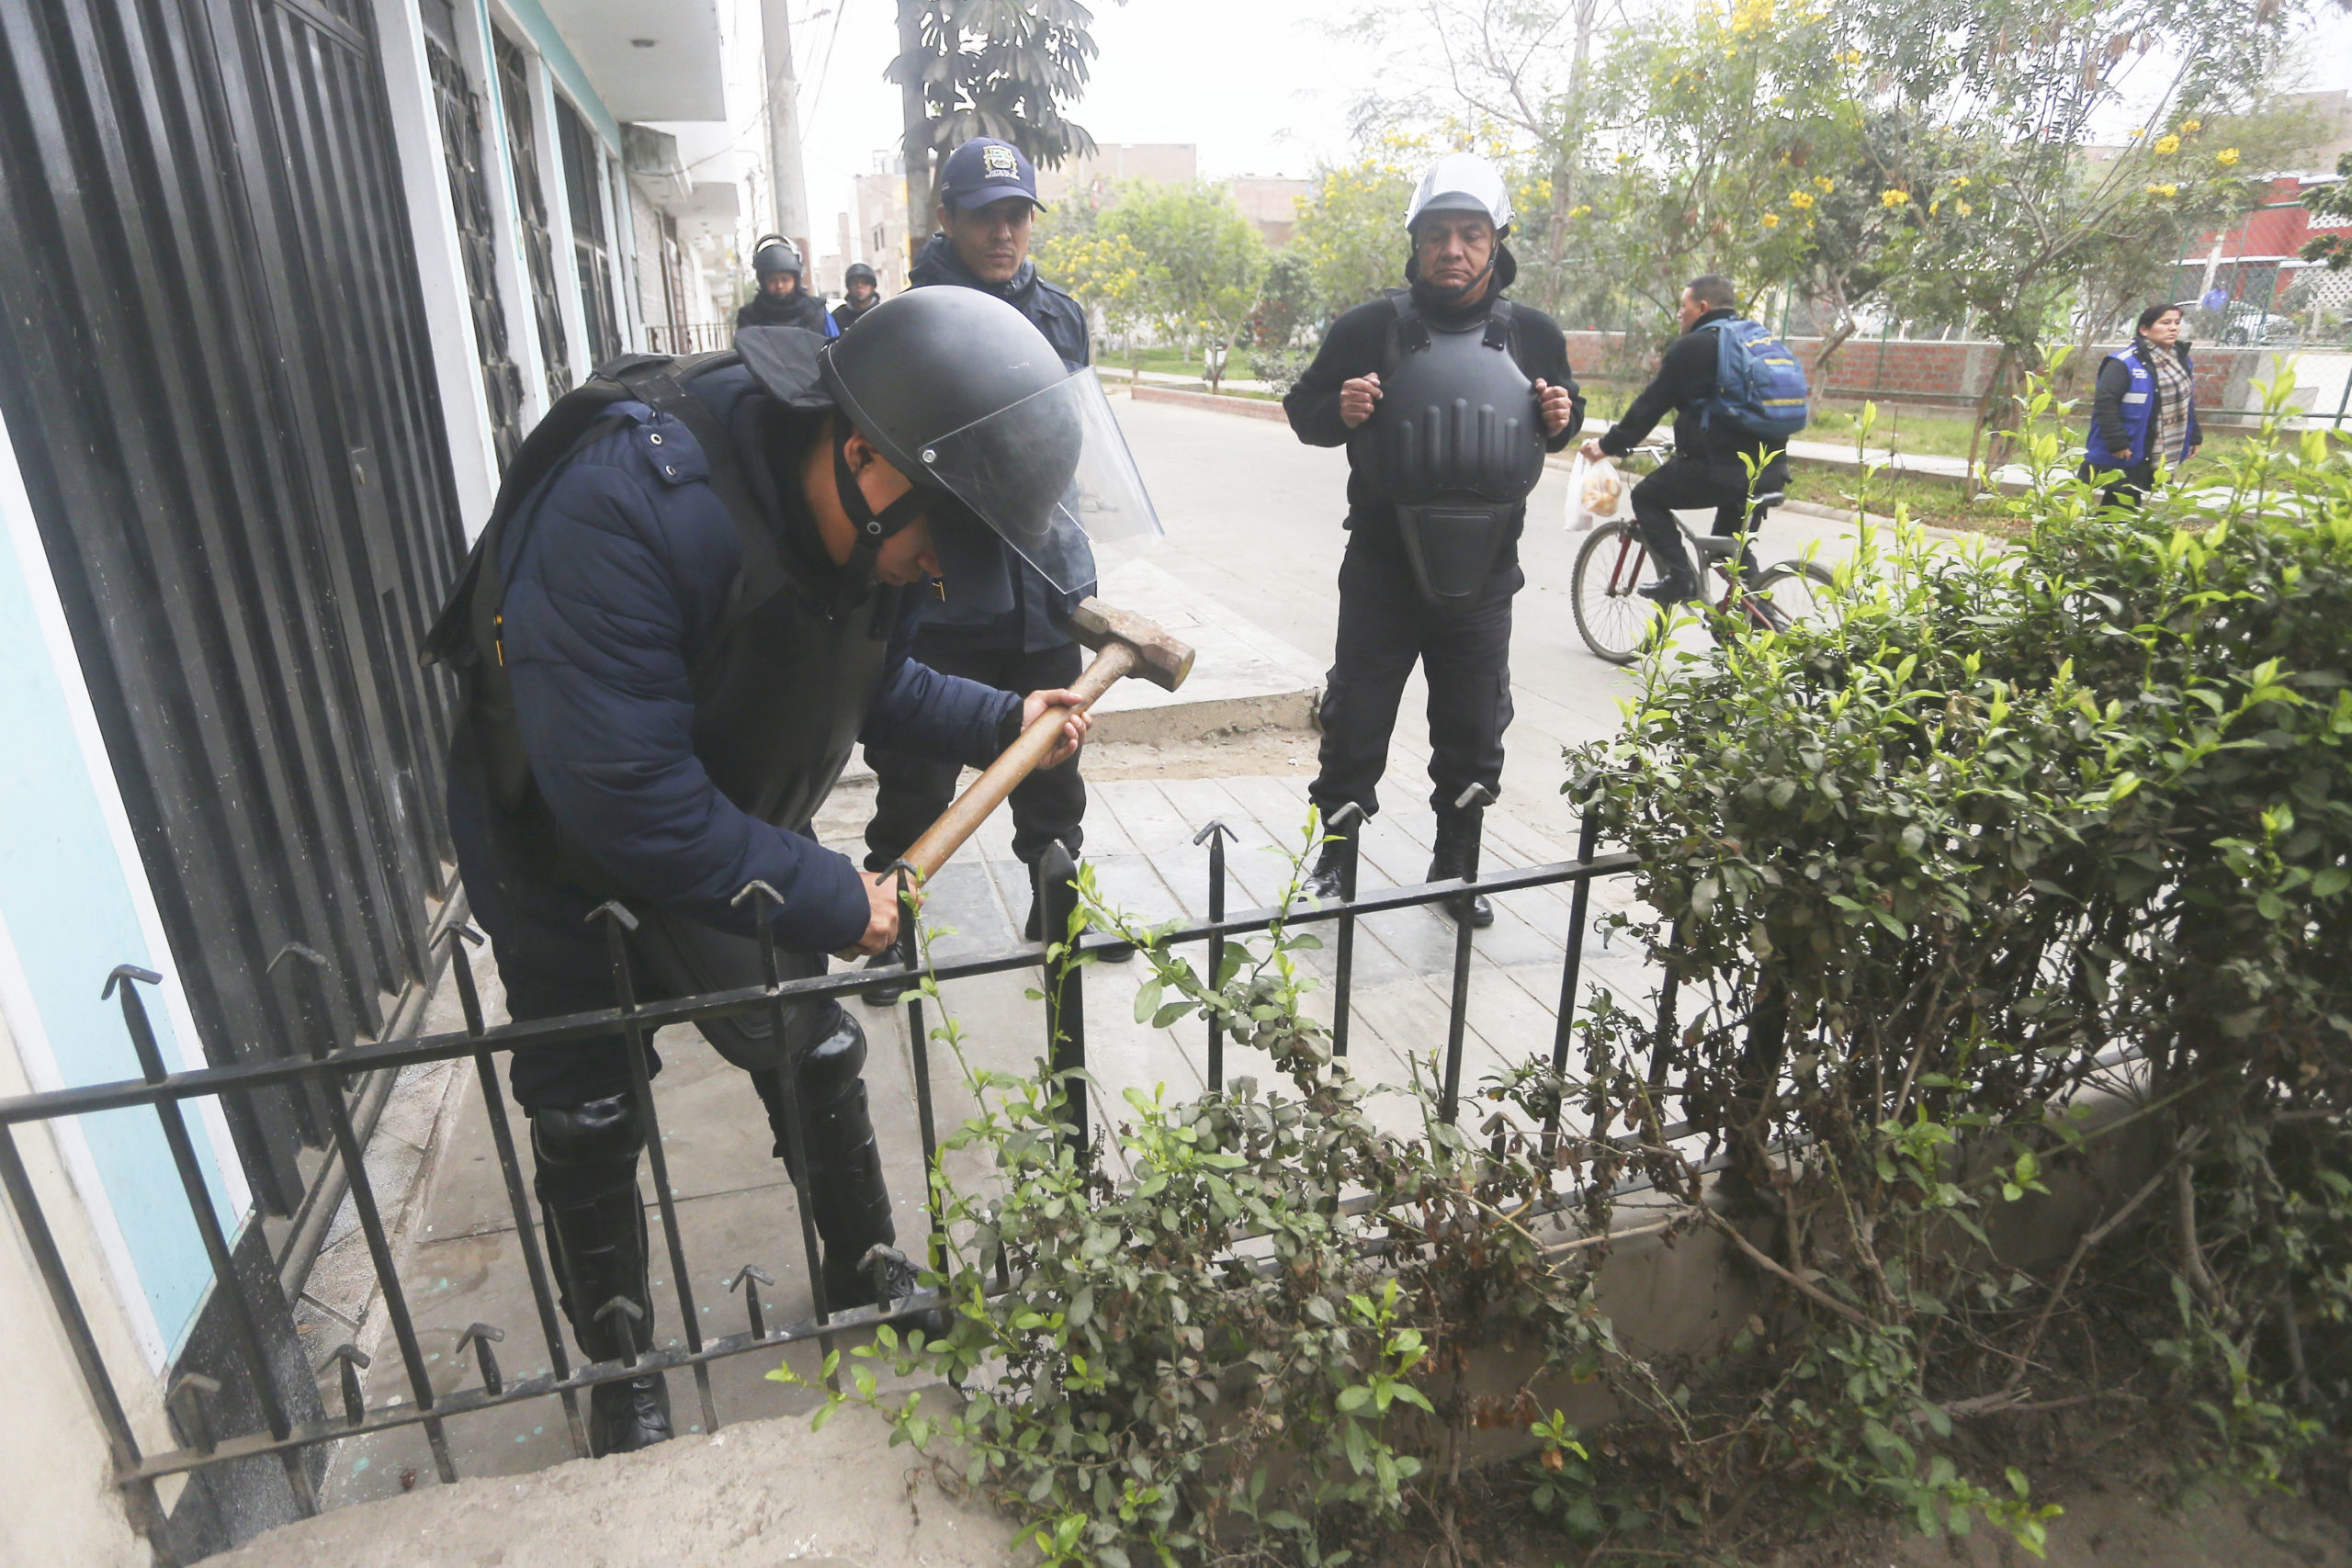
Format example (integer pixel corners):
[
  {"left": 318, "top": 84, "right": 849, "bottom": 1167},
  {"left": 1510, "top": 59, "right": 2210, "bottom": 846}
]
[{"left": 1569, "top": 328, "right": 2267, "bottom": 416}]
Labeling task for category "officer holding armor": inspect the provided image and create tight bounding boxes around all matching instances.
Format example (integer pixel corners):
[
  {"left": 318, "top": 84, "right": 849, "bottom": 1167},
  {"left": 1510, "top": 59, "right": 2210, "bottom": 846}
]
[
  {"left": 1283, "top": 153, "right": 1584, "bottom": 924},
  {"left": 427, "top": 291, "right": 1159, "bottom": 1457}
]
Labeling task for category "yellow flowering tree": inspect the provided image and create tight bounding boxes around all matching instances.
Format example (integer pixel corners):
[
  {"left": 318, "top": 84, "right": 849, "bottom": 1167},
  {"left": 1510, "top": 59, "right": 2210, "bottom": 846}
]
[{"left": 1289, "top": 141, "right": 1422, "bottom": 316}]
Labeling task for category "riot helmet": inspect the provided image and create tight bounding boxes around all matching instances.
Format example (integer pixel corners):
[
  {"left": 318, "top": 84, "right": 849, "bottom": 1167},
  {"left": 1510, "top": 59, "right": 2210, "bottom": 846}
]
[
  {"left": 843, "top": 261, "right": 878, "bottom": 288},
  {"left": 811, "top": 288, "right": 1159, "bottom": 597},
  {"left": 752, "top": 234, "right": 804, "bottom": 278},
  {"left": 1406, "top": 153, "right": 1513, "bottom": 235}
]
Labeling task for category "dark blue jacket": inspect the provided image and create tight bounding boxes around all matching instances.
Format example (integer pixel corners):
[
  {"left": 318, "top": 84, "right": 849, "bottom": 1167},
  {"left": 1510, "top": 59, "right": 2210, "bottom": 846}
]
[
  {"left": 908, "top": 233, "right": 1093, "bottom": 651},
  {"left": 493, "top": 363, "right": 1019, "bottom": 953}
]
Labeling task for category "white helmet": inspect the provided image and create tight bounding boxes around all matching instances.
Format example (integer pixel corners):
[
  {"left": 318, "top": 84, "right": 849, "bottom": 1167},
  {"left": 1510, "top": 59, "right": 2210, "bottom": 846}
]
[{"left": 1406, "top": 152, "right": 1513, "bottom": 233}]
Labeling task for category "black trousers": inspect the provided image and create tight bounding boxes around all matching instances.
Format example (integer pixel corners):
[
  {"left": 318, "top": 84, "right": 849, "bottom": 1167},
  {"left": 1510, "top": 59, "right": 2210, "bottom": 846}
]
[
  {"left": 1307, "top": 542, "right": 1520, "bottom": 824},
  {"left": 1630, "top": 456, "right": 1763, "bottom": 587},
  {"left": 2079, "top": 457, "right": 2154, "bottom": 510},
  {"left": 865, "top": 639, "right": 1086, "bottom": 871}
]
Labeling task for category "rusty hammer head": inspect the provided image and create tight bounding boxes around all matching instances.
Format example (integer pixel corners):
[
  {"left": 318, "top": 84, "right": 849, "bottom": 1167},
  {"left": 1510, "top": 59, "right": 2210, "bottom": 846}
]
[{"left": 1070, "top": 598, "right": 1194, "bottom": 692}]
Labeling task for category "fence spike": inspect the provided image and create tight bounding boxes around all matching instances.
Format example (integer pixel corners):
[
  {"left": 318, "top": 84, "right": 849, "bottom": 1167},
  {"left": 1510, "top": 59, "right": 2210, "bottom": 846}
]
[
  {"left": 456, "top": 1323, "right": 506, "bottom": 1396},
  {"left": 165, "top": 1372, "right": 220, "bottom": 1454},
  {"left": 729, "top": 1264, "right": 775, "bottom": 1339},
  {"left": 327, "top": 1343, "right": 372, "bottom": 1427}
]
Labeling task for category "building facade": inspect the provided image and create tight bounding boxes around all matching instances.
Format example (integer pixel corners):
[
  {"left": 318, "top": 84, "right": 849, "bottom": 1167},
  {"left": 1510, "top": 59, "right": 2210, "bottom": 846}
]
[{"left": 0, "top": 0, "right": 741, "bottom": 1560}]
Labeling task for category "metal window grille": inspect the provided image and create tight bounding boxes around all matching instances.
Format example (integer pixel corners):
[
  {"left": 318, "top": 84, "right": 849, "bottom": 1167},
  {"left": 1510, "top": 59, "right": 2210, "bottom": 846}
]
[
  {"left": 422, "top": 6, "right": 526, "bottom": 470},
  {"left": 0, "top": 814, "right": 1634, "bottom": 1566},
  {"left": 493, "top": 31, "right": 571, "bottom": 406},
  {"left": 555, "top": 97, "right": 621, "bottom": 371}
]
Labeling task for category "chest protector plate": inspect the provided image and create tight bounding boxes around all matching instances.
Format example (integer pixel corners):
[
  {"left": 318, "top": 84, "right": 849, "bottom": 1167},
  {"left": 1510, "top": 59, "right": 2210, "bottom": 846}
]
[
  {"left": 1346, "top": 295, "right": 1544, "bottom": 612},
  {"left": 425, "top": 354, "right": 896, "bottom": 896}
]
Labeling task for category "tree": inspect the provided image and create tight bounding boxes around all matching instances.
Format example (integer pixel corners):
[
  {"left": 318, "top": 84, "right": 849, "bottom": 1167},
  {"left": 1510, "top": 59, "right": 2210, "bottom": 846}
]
[
  {"left": 1095, "top": 183, "right": 1271, "bottom": 390},
  {"left": 2301, "top": 152, "right": 2352, "bottom": 271},
  {"left": 887, "top": 1, "right": 1114, "bottom": 255},
  {"left": 1852, "top": 0, "right": 2315, "bottom": 459},
  {"left": 1290, "top": 144, "right": 1421, "bottom": 317},
  {"left": 1034, "top": 202, "right": 1154, "bottom": 373}
]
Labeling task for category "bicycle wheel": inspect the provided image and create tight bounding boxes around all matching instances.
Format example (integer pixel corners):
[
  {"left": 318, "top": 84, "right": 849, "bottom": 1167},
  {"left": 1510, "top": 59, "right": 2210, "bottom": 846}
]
[
  {"left": 1572, "top": 519, "right": 1665, "bottom": 665},
  {"left": 1748, "top": 559, "right": 1838, "bottom": 635}
]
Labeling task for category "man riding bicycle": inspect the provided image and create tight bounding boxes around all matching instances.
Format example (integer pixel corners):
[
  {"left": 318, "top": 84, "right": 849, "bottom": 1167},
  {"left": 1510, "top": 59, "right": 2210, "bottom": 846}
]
[{"left": 1582, "top": 276, "right": 1796, "bottom": 605}]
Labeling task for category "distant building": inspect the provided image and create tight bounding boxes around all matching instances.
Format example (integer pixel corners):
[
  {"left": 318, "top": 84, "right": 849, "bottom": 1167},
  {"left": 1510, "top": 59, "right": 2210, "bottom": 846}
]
[
  {"left": 855, "top": 152, "right": 914, "bottom": 295},
  {"left": 1228, "top": 175, "right": 1312, "bottom": 247},
  {"left": 1035, "top": 143, "right": 1199, "bottom": 210}
]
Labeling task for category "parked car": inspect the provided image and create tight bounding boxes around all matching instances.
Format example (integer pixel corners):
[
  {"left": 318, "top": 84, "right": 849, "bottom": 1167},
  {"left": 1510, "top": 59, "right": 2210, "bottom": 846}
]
[{"left": 2219, "top": 301, "right": 2302, "bottom": 345}]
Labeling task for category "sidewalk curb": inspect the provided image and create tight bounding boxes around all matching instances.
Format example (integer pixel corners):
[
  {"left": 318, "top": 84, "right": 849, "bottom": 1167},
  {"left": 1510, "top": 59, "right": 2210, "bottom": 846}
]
[{"left": 1130, "top": 384, "right": 1288, "bottom": 421}]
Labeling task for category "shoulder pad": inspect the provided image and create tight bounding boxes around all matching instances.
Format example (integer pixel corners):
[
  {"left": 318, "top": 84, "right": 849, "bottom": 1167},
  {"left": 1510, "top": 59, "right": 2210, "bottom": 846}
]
[{"left": 614, "top": 403, "right": 711, "bottom": 489}]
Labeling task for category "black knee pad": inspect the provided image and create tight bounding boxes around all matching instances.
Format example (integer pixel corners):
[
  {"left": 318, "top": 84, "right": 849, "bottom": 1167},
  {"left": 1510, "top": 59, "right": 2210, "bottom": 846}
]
[
  {"left": 531, "top": 1093, "right": 646, "bottom": 1169},
  {"left": 797, "top": 1007, "right": 868, "bottom": 1106}
]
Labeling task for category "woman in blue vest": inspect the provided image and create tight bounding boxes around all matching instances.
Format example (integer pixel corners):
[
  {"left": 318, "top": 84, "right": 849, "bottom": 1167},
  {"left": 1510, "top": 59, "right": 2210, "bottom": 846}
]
[{"left": 2083, "top": 302, "right": 2201, "bottom": 509}]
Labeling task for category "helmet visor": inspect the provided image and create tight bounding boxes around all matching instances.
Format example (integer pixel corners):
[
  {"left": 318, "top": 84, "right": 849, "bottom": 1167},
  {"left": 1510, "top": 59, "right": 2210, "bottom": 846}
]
[{"left": 913, "top": 369, "right": 1163, "bottom": 594}]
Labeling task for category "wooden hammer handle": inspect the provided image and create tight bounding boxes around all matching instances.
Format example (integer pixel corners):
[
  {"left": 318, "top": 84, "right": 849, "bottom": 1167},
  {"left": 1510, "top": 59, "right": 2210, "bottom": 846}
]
[{"left": 899, "top": 640, "right": 1138, "bottom": 881}]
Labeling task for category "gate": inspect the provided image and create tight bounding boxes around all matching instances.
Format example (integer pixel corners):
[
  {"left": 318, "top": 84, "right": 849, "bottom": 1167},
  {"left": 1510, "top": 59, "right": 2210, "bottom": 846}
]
[{"left": 0, "top": 0, "right": 464, "bottom": 1222}]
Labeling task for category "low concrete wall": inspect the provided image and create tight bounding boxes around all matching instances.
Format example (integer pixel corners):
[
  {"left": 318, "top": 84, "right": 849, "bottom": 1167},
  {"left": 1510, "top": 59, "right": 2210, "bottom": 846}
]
[{"left": 1130, "top": 384, "right": 1289, "bottom": 422}]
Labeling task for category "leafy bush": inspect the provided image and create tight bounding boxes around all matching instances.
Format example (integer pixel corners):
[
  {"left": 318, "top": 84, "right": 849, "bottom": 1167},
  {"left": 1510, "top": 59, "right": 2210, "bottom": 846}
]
[{"left": 1567, "top": 378, "right": 2351, "bottom": 1522}]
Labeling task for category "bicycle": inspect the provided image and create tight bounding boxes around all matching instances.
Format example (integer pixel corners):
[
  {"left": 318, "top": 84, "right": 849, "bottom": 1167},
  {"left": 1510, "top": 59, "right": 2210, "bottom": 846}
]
[{"left": 1570, "top": 445, "right": 1837, "bottom": 666}]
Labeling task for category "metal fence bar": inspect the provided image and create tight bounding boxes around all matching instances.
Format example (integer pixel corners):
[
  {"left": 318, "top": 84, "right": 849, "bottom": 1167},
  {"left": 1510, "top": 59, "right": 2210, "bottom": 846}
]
[
  {"left": 1327, "top": 804, "right": 1363, "bottom": 1059},
  {"left": 269, "top": 946, "right": 457, "bottom": 1484},
  {"left": 0, "top": 1122, "right": 178, "bottom": 1559},
  {"left": 592, "top": 905, "right": 718, "bottom": 1436},
  {"left": 1438, "top": 787, "right": 1495, "bottom": 1124},
  {"left": 1039, "top": 844, "right": 1088, "bottom": 1153},
  {"left": 106, "top": 966, "right": 318, "bottom": 1516},
  {"left": 1195, "top": 821, "right": 1234, "bottom": 1090},
  {"left": 12, "top": 846, "right": 1643, "bottom": 1508},
  {"left": 1544, "top": 813, "right": 1606, "bottom": 1145},
  {"left": 446, "top": 925, "right": 588, "bottom": 1459}
]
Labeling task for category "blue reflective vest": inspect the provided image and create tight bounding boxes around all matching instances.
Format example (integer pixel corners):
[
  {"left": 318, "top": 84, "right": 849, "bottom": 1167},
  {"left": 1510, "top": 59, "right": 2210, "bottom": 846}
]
[{"left": 2085, "top": 342, "right": 2199, "bottom": 468}]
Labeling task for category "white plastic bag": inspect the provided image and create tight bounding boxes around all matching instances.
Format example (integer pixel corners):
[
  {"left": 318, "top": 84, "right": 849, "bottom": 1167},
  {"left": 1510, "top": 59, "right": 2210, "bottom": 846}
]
[{"left": 1563, "top": 452, "right": 1634, "bottom": 533}]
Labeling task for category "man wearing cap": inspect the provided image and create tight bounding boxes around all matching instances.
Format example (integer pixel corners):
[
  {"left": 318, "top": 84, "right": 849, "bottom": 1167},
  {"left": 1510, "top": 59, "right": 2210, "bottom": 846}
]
[
  {"left": 1283, "top": 152, "right": 1583, "bottom": 927},
  {"left": 736, "top": 234, "right": 837, "bottom": 336},
  {"left": 858, "top": 135, "right": 1114, "bottom": 998},
  {"left": 833, "top": 261, "right": 883, "bottom": 333}
]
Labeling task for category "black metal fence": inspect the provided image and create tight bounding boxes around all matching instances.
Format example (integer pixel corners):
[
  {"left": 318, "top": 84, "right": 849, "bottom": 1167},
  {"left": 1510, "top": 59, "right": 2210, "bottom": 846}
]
[{"left": 0, "top": 806, "right": 1634, "bottom": 1564}]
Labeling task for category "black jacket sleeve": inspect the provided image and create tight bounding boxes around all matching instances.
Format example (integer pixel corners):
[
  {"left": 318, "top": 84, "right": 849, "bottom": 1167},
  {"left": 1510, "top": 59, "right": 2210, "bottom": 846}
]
[
  {"left": 1600, "top": 330, "right": 1713, "bottom": 457},
  {"left": 1507, "top": 310, "right": 1585, "bottom": 450},
  {"left": 1283, "top": 303, "right": 1390, "bottom": 447},
  {"left": 2092, "top": 357, "right": 2134, "bottom": 458}
]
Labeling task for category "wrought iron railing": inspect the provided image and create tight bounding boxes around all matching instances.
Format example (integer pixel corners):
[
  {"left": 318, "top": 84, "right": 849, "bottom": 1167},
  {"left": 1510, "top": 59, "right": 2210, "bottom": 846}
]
[
  {"left": 640, "top": 321, "right": 735, "bottom": 356},
  {"left": 0, "top": 803, "right": 1634, "bottom": 1562}
]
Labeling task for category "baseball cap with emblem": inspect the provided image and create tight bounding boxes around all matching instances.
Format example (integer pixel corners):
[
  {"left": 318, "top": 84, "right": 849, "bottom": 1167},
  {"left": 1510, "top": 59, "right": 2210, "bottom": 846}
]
[{"left": 938, "top": 137, "right": 1043, "bottom": 211}]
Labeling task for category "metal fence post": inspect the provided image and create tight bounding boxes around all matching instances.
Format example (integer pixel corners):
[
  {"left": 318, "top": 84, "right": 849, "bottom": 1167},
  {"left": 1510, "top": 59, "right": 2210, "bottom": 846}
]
[
  {"left": 1193, "top": 821, "right": 1237, "bottom": 1089},
  {"left": 1439, "top": 784, "right": 1496, "bottom": 1124},
  {"left": 731, "top": 881, "right": 836, "bottom": 1361},
  {"left": 268, "top": 944, "right": 456, "bottom": 1484},
  {"left": 589, "top": 904, "right": 718, "bottom": 1436},
  {"left": 1326, "top": 803, "right": 1364, "bottom": 1060},
  {"left": 104, "top": 965, "right": 317, "bottom": 1516},
  {"left": 1544, "top": 812, "right": 1605, "bottom": 1148},
  {"left": 446, "top": 925, "right": 588, "bottom": 1458},
  {"left": 1036, "top": 844, "right": 1088, "bottom": 1155},
  {"left": 0, "top": 1123, "right": 178, "bottom": 1561}
]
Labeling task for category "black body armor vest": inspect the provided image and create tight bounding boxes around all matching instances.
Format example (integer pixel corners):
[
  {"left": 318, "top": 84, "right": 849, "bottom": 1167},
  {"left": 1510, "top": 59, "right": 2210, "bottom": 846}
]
[
  {"left": 424, "top": 352, "right": 898, "bottom": 894},
  {"left": 1346, "top": 295, "right": 1545, "bottom": 612}
]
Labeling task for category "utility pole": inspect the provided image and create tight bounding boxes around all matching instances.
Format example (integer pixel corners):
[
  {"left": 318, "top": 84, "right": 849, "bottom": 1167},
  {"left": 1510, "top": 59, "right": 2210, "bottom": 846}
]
[
  {"left": 761, "top": 0, "right": 811, "bottom": 264},
  {"left": 897, "top": 0, "right": 932, "bottom": 270}
]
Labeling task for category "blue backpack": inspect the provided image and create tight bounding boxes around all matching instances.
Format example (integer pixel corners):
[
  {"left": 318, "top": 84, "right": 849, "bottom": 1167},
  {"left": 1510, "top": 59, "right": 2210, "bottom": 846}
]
[{"left": 1701, "top": 318, "right": 1810, "bottom": 440}]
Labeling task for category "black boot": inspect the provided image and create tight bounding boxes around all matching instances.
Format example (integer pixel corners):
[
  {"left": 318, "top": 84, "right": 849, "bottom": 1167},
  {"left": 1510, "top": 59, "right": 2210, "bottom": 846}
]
[
  {"left": 1639, "top": 570, "right": 1701, "bottom": 605},
  {"left": 1300, "top": 835, "right": 1351, "bottom": 903},
  {"left": 1428, "top": 812, "right": 1495, "bottom": 929},
  {"left": 763, "top": 1008, "right": 901, "bottom": 1309},
  {"left": 531, "top": 1097, "right": 673, "bottom": 1457},
  {"left": 858, "top": 949, "right": 910, "bottom": 1009}
]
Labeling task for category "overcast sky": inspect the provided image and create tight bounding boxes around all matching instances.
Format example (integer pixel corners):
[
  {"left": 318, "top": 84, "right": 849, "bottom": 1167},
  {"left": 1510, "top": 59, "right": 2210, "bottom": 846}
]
[{"left": 763, "top": 0, "right": 2352, "bottom": 259}]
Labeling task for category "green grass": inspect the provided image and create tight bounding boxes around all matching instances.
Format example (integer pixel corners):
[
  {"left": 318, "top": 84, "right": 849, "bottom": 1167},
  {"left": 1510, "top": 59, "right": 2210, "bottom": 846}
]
[{"left": 1108, "top": 344, "right": 1262, "bottom": 380}]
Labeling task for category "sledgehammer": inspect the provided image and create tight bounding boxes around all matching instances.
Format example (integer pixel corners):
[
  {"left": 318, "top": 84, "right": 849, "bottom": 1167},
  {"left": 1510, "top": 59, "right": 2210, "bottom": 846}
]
[{"left": 896, "top": 597, "right": 1194, "bottom": 885}]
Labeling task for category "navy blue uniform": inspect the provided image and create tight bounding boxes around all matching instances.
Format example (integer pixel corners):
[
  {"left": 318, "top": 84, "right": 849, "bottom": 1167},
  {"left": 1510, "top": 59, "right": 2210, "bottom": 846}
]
[
  {"left": 861, "top": 236, "right": 1096, "bottom": 880},
  {"left": 448, "top": 363, "right": 1017, "bottom": 1108}
]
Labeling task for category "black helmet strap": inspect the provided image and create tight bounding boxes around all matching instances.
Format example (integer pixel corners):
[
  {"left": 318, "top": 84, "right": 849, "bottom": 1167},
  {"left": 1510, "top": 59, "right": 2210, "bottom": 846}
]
[{"left": 830, "top": 418, "right": 932, "bottom": 615}]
